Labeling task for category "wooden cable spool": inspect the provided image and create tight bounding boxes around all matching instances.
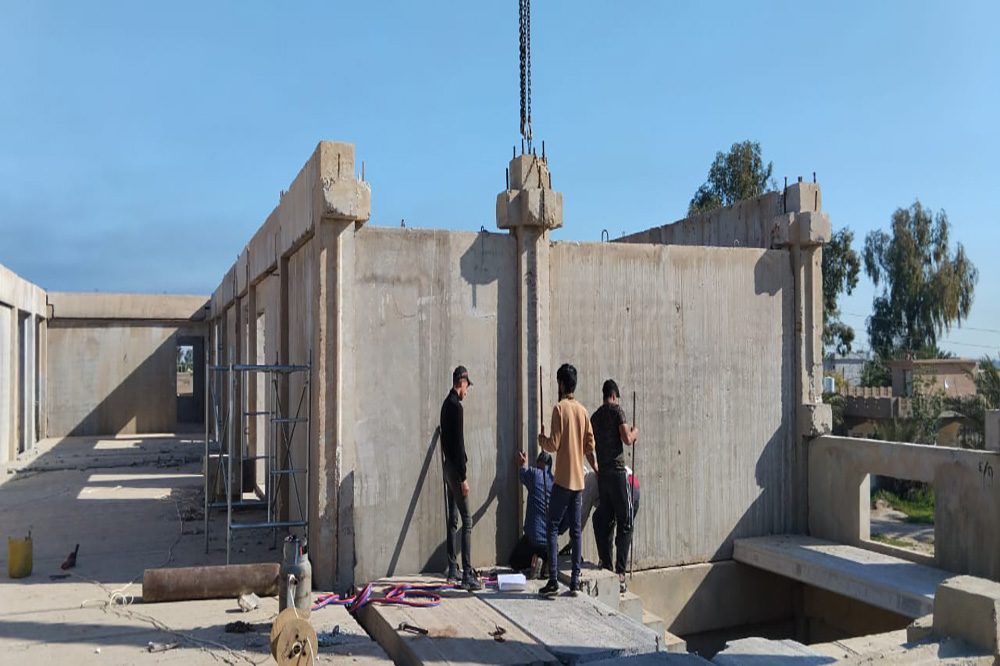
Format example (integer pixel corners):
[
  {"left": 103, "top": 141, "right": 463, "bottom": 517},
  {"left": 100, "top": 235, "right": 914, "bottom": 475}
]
[{"left": 270, "top": 608, "right": 318, "bottom": 666}]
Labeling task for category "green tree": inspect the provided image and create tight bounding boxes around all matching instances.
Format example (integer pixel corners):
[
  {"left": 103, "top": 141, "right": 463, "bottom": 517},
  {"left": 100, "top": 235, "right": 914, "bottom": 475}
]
[
  {"left": 687, "top": 140, "right": 775, "bottom": 216},
  {"left": 863, "top": 201, "right": 978, "bottom": 355},
  {"left": 688, "top": 141, "right": 861, "bottom": 355},
  {"left": 823, "top": 228, "right": 861, "bottom": 355}
]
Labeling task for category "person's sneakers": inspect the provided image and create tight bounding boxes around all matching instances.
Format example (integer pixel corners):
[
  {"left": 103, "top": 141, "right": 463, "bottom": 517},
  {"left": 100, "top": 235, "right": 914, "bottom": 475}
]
[
  {"left": 530, "top": 555, "right": 544, "bottom": 580},
  {"left": 618, "top": 573, "right": 627, "bottom": 594},
  {"left": 461, "top": 571, "right": 483, "bottom": 592},
  {"left": 568, "top": 580, "right": 582, "bottom": 597},
  {"left": 558, "top": 543, "right": 572, "bottom": 557},
  {"left": 539, "top": 580, "right": 559, "bottom": 597},
  {"left": 446, "top": 565, "right": 461, "bottom": 582}
]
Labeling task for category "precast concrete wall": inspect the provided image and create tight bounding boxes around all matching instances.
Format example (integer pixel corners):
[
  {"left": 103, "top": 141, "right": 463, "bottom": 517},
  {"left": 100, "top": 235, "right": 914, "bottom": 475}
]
[
  {"left": 0, "top": 263, "right": 47, "bottom": 461},
  {"left": 352, "top": 227, "right": 519, "bottom": 581},
  {"left": 45, "top": 293, "right": 208, "bottom": 437},
  {"left": 549, "top": 242, "right": 796, "bottom": 568}
]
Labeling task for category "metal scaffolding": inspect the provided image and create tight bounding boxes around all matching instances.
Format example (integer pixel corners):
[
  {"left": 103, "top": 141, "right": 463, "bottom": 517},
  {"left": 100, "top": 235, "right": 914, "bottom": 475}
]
[{"left": 203, "top": 346, "right": 312, "bottom": 563}]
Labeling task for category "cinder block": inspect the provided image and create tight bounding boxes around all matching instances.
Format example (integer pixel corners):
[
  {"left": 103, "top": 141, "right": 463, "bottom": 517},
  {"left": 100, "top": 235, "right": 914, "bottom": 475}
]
[{"left": 933, "top": 575, "right": 1000, "bottom": 654}]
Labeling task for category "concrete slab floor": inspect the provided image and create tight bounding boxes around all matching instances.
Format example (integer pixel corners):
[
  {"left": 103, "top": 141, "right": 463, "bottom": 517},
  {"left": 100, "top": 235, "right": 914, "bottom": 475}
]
[{"left": 0, "top": 434, "right": 388, "bottom": 665}]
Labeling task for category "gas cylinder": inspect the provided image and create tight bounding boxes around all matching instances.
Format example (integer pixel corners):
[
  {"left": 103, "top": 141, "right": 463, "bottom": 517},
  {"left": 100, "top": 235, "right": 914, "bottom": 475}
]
[{"left": 279, "top": 535, "right": 312, "bottom": 617}]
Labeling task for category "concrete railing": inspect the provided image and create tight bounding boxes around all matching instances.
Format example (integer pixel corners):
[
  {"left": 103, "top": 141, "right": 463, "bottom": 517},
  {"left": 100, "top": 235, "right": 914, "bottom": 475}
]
[{"left": 809, "top": 435, "right": 1000, "bottom": 580}]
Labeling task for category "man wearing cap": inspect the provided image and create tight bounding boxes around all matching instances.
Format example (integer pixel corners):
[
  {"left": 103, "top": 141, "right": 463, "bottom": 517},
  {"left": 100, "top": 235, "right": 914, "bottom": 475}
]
[
  {"left": 537, "top": 363, "right": 597, "bottom": 597},
  {"left": 440, "top": 365, "right": 482, "bottom": 591}
]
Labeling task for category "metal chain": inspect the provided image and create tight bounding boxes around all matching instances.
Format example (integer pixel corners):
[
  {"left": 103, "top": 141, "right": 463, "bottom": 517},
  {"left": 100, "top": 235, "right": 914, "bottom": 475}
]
[{"left": 519, "top": 0, "right": 532, "bottom": 143}]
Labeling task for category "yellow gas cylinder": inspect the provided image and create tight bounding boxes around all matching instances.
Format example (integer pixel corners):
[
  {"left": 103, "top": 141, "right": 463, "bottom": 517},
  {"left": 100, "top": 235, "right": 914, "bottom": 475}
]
[{"left": 8, "top": 532, "right": 32, "bottom": 579}]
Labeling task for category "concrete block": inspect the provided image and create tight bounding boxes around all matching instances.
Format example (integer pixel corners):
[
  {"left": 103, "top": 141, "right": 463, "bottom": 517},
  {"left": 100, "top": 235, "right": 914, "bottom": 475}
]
[
  {"left": 322, "top": 177, "right": 372, "bottom": 223},
  {"left": 496, "top": 188, "right": 564, "bottom": 230},
  {"left": 798, "top": 402, "right": 832, "bottom": 437},
  {"left": 933, "top": 575, "right": 1000, "bottom": 655},
  {"left": 508, "top": 153, "right": 550, "bottom": 190},
  {"left": 784, "top": 182, "right": 823, "bottom": 213},
  {"left": 907, "top": 614, "right": 934, "bottom": 642},
  {"left": 771, "top": 212, "right": 831, "bottom": 249},
  {"left": 47, "top": 293, "right": 209, "bottom": 321},
  {"left": 621, "top": 590, "right": 644, "bottom": 623},
  {"left": 986, "top": 411, "right": 1000, "bottom": 452},
  {"left": 483, "top": 586, "right": 662, "bottom": 664},
  {"left": 713, "top": 637, "right": 835, "bottom": 665}
]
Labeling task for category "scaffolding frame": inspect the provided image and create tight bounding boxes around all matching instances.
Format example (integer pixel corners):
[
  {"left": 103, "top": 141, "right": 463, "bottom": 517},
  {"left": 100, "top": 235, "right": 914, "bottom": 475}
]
[{"left": 203, "top": 346, "right": 312, "bottom": 563}]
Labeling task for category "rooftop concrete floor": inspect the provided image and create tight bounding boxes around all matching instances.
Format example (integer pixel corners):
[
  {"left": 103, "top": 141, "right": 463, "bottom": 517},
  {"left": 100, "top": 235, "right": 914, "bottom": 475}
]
[{"left": 0, "top": 434, "right": 387, "bottom": 665}]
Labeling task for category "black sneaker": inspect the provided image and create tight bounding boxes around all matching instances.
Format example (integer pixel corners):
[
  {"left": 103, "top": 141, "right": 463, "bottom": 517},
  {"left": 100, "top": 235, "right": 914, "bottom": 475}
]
[
  {"left": 462, "top": 571, "right": 483, "bottom": 592},
  {"left": 539, "top": 581, "right": 559, "bottom": 597},
  {"left": 558, "top": 543, "right": 571, "bottom": 557},
  {"left": 446, "top": 565, "right": 461, "bottom": 582},
  {"left": 569, "top": 580, "right": 582, "bottom": 597}
]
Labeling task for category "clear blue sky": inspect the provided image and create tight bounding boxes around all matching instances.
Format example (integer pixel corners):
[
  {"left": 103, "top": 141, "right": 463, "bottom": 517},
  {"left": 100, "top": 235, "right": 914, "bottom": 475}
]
[{"left": 2, "top": 1, "right": 998, "bottom": 357}]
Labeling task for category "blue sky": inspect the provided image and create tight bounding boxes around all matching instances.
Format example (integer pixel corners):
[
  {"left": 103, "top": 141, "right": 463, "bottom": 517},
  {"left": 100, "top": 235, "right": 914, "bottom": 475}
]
[{"left": 1, "top": 1, "right": 998, "bottom": 357}]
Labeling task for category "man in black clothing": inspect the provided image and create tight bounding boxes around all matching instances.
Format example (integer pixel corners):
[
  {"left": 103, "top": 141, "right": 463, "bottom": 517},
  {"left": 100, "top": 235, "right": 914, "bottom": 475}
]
[
  {"left": 591, "top": 379, "right": 639, "bottom": 593},
  {"left": 440, "top": 365, "right": 482, "bottom": 591}
]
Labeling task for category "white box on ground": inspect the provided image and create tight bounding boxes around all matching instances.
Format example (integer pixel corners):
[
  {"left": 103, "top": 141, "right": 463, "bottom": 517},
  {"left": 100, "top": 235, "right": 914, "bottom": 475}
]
[{"left": 497, "top": 573, "right": 527, "bottom": 592}]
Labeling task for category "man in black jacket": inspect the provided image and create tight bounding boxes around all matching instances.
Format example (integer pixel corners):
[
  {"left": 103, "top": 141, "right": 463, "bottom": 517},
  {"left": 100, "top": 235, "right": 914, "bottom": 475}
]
[{"left": 440, "top": 365, "right": 482, "bottom": 591}]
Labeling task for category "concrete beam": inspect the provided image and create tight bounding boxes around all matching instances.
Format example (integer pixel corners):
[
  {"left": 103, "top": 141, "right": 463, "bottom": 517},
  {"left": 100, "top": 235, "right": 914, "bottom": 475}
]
[
  {"left": 734, "top": 535, "right": 950, "bottom": 619},
  {"left": 47, "top": 292, "right": 209, "bottom": 321}
]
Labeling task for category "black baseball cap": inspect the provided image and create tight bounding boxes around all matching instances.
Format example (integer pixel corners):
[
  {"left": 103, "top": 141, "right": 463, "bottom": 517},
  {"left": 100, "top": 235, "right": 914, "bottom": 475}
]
[{"left": 453, "top": 365, "right": 473, "bottom": 386}]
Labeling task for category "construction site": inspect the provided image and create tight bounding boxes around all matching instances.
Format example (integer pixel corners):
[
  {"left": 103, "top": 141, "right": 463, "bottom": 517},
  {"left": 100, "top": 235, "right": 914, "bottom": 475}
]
[{"left": 4, "top": 4, "right": 1000, "bottom": 666}]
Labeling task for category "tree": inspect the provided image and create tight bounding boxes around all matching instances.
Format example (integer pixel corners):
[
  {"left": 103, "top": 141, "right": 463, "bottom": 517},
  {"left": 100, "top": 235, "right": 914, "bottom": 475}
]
[
  {"left": 688, "top": 141, "right": 861, "bottom": 355},
  {"left": 823, "top": 228, "right": 861, "bottom": 355},
  {"left": 687, "top": 140, "right": 775, "bottom": 216},
  {"left": 864, "top": 201, "right": 978, "bottom": 355}
]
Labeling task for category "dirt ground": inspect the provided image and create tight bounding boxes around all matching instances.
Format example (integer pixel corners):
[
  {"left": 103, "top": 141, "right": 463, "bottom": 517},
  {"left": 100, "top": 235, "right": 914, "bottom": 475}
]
[
  {"left": 870, "top": 498, "right": 935, "bottom": 556},
  {"left": 0, "top": 434, "right": 387, "bottom": 665}
]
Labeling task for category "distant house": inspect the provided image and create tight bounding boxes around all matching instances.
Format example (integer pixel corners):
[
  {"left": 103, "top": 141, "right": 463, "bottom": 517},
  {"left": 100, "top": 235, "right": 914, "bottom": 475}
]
[
  {"left": 824, "top": 351, "right": 868, "bottom": 387},
  {"left": 840, "top": 357, "right": 979, "bottom": 446},
  {"left": 890, "top": 358, "right": 978, "bottom": 398}
]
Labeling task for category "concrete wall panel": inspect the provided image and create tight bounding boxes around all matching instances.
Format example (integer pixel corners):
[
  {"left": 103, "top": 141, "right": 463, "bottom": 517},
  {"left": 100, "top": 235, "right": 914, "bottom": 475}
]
[
  {"left": 46, "top": 321, "right": 203, "bottom": 436},
  {"left": 351, "top": 227, "right": 518, "bottom": 581},
  {"left": 549, "top": 242, "right": 796, "bottom": 568}
]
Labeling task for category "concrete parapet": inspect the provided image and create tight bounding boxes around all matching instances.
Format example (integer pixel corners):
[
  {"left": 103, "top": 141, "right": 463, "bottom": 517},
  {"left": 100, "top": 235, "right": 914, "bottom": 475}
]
[
  {"left": 933, "top": 575, "right": 1000, "bottom": 656},
  {"left": 809, "top": 435, "right": 1000, "bottom": 579}
]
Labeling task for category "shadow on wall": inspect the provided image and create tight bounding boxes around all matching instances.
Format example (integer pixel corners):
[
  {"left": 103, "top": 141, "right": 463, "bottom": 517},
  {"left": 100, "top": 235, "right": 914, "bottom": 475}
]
[{"left": 48, "top": 324, "right": 205, "bottom": 437}]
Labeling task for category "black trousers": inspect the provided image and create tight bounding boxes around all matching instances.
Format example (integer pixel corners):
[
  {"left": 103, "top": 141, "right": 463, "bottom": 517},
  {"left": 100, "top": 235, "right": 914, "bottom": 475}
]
[
  {"left": 509, "top": 535, "right": 546, "bottom": 570},
  {"left": 593, "top": 469, "right": 634, "bottom": 575},
  {"left": 444, "top": 469, "right": 472, "bottom": 575}
]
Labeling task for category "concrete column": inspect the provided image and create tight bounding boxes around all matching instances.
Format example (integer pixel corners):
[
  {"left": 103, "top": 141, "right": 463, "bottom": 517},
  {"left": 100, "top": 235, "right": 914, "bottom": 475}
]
[
  {"left": 987, "top": 411, "right": 1000, "bottom": 453},
  {"left": 497, "top": 152, "right": 563, "bottom": 532},
  {"left": 309, "top": 143, "right": 371, "bottom": 590},
  {"left": 11, "top": 309, "right": 21, "bottom": 457},
  {"left": 0, "top": 305, "right": 11, "bottom": 462},
  {"left": 37, "top": 317, "right": 46, "bottom": 441},
  {"left": 774, "top": 185, "right": 832, "bottom": 532},
  {"left": 246, "top": 281, "right": 258, "bottom": 480}
]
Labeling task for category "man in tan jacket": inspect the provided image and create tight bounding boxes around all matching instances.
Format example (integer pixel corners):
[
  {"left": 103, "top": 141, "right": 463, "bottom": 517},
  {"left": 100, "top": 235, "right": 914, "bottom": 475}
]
[{"left": 538, "top": 363, "right": 597, "bottom": 597}]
